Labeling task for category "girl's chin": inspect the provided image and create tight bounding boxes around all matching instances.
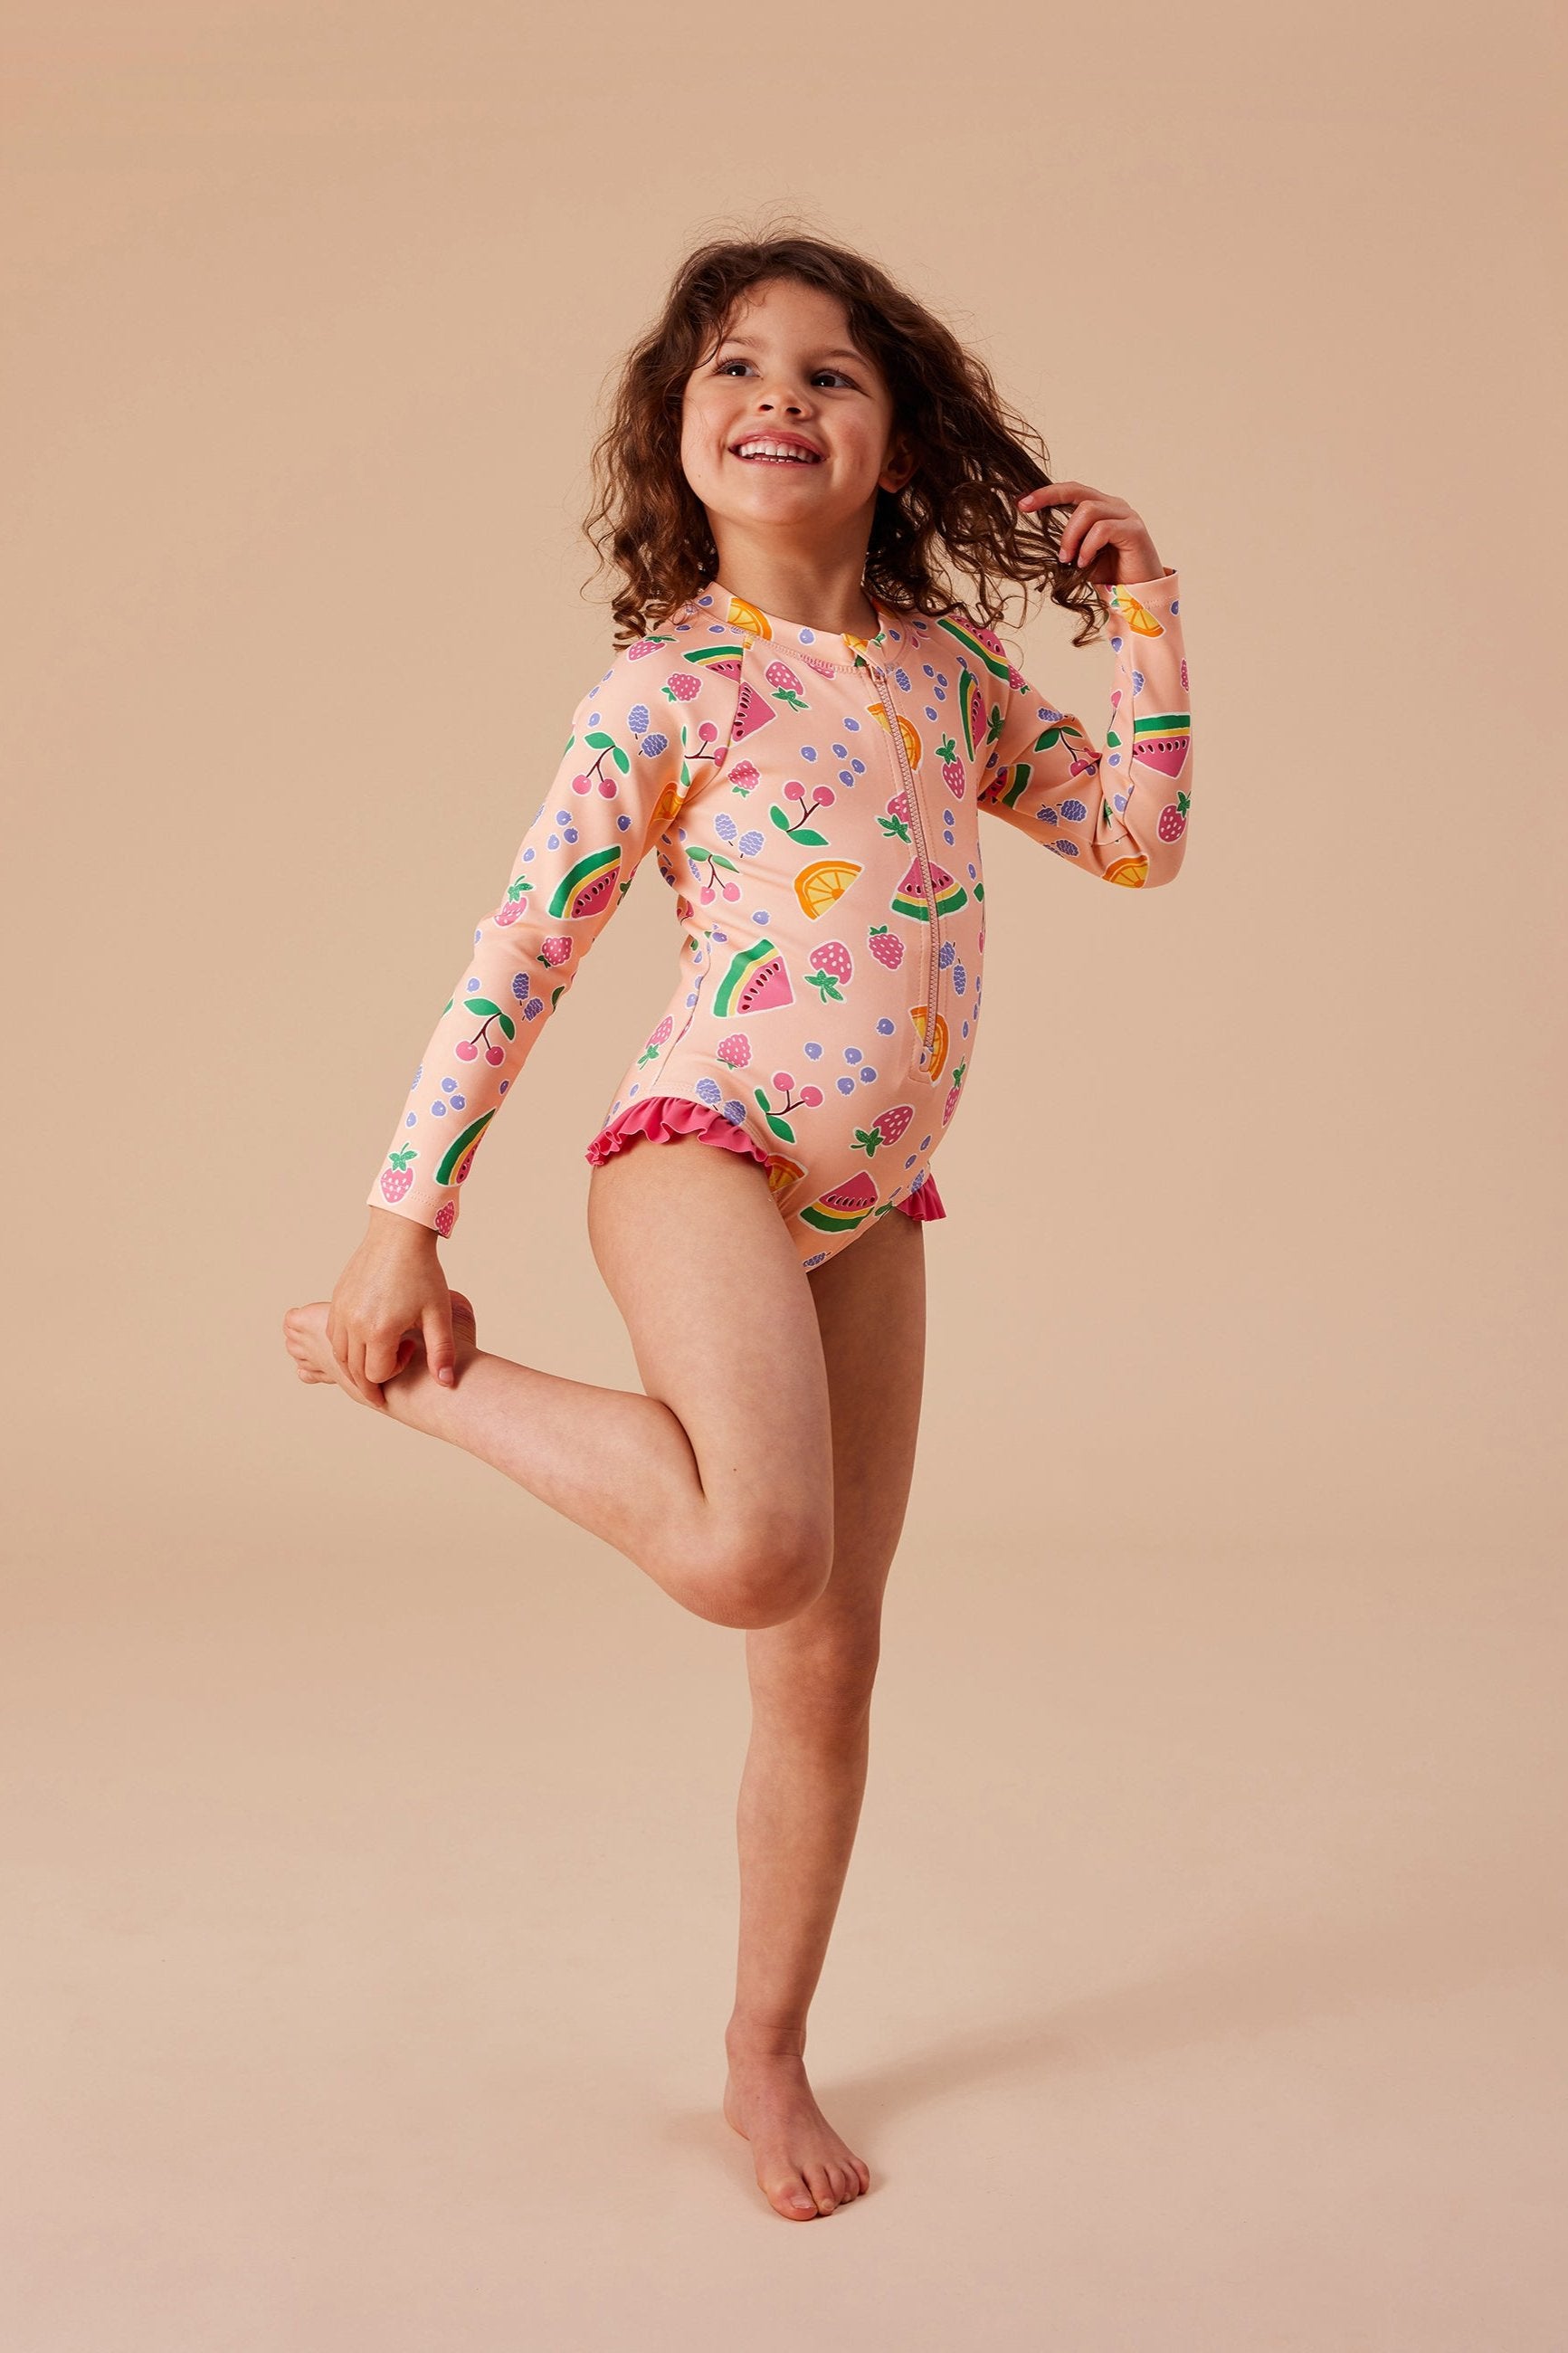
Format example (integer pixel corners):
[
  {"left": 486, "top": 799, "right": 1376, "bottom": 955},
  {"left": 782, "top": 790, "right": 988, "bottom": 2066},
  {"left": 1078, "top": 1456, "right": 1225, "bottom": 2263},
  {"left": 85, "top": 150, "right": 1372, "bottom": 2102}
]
[{"left": 728, "top": 471, "right": 829, "bottom": 491}]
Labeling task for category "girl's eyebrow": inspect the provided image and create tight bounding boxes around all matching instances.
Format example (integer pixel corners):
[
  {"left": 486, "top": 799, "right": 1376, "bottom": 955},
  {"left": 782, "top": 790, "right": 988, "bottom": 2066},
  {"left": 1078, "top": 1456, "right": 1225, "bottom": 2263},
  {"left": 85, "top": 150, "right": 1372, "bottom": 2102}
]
[{"left": 715, "top": 336, "right": 866, "bottom": 365}]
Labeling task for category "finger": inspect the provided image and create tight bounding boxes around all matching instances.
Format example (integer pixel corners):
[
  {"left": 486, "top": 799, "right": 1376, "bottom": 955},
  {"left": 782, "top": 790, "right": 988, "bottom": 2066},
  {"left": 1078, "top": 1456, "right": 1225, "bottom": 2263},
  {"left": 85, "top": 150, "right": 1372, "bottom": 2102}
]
[
  {"left": 1017, "top": 480, "right": 1090, "bottom": 509},
  {"left": 347, "top": 1334, "right": 387, "bottom": 1411},
  {"left": 328, "top": 1310, "right": 355, "bottom": 1388},
  {"left": 423, "top": 1308, "right": 457, "bottom": 1389},
  {"left": 1058, "top": 503, "right": 1115, "bottom": 564},
  {"left": 363, "top": 1329, "right": 407, "bottom": 1390}
]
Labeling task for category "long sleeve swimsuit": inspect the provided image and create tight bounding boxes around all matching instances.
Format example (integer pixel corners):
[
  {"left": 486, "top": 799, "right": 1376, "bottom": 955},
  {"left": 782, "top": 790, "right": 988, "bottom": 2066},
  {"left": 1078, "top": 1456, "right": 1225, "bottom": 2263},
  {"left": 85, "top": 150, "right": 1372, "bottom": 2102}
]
[{"left": 367, "top": 566, "right": 1192, "bottom": 1270}]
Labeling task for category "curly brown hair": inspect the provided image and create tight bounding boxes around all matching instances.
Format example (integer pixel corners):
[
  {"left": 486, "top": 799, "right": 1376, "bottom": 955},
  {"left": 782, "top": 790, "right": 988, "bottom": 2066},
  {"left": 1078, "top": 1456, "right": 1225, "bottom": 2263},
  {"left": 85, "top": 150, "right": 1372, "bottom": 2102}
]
[{"left": 582, "top": 226, "right": 1107, "bottom": 653}]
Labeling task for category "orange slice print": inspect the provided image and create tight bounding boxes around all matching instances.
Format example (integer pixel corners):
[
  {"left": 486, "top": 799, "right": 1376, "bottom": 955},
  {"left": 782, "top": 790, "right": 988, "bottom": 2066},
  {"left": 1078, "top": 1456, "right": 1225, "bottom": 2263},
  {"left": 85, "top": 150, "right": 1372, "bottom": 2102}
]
[
  {"left": 1112, "top": 592, "right": 1165, "bottom": 639},
  {"left": 650, "top": 778, "right": 686, "bottom": 829},
  {"left": 765, "top": 1154, "right": 805, "bottom": 1198},
  {"left": 794, "top": 858, "right": 863, "bottom": 919},
  {"left": 868, "top": 702, "right": 923, "bottom": 769},
  {"left": 1105, "top": 853, "right": 1150, "bottom": 887},
  {"left": 909, "top": 1006, "right": 950, "bottom": 1080},
  {"left": 727, "top": 596, "right": 773, "bottom": 638}
]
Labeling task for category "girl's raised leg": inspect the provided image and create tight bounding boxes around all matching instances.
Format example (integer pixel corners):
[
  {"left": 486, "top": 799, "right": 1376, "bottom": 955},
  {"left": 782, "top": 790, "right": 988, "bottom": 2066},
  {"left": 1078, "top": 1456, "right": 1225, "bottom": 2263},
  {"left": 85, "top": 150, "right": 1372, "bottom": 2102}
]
[
  {"left": 282, "top": 1137, "right": 835, "bottom": 1631},
  {"left": 721, "top": 1204, "right": 927, "bottom": 2220}
]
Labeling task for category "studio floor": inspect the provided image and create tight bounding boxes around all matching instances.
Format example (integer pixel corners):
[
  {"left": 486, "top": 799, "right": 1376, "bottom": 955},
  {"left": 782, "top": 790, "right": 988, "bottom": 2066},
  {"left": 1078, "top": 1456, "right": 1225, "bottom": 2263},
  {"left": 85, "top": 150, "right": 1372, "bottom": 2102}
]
[{"left": 5, "top": 1525, "right": 1562, "bottom": 2351}]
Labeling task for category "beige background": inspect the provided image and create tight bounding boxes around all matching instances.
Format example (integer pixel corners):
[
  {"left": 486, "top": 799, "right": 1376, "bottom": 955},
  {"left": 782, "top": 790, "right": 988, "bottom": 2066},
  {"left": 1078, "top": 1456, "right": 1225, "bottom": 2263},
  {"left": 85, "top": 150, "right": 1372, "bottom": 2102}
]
[{"left": 5, "top": 2, "right": 1564, "bottom": 2344}]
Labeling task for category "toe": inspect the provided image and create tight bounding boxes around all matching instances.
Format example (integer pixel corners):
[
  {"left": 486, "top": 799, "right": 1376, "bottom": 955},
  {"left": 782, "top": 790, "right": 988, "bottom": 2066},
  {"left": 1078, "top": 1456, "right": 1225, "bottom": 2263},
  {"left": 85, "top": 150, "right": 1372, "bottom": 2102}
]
[
  {"left": 803, "top": 2164, "right": 837, "bottom": 2215},
  {"left": 774, "top": 2176, "right": 817, "bottom": 2220}
]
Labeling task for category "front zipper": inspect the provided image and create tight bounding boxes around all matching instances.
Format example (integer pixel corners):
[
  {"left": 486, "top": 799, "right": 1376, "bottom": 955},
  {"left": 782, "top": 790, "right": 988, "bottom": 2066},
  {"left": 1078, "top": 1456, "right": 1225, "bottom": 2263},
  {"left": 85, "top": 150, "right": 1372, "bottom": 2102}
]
[{"left": 866, "top": 656, "right": 942, "bottom": 1075}]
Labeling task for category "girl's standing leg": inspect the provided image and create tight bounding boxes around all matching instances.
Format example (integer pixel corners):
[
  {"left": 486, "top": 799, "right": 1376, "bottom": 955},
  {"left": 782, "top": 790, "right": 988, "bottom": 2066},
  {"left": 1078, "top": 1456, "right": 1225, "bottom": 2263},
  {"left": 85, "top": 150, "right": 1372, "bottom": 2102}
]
[{"left": 722, "top": 1205, "right": 927, "bottom": 2221}]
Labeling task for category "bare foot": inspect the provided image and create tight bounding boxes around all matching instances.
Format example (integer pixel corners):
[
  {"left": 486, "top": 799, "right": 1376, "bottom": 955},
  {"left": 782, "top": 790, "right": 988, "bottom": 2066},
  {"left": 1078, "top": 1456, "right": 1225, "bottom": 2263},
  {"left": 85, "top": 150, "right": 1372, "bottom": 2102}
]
[
  {"left": 281, "top": 1291, "right": 479, "bottom": 1399},
  {"left": 723, "top": 2039, "right": 870, "bottom": 2220}
]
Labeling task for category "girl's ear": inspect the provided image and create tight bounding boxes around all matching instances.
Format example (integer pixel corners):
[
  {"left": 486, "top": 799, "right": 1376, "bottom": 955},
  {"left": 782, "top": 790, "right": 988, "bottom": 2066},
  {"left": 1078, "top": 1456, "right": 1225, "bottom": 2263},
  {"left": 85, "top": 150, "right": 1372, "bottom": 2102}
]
[{"left": 880, "top": 436, "right": 918, "bottom": 494}]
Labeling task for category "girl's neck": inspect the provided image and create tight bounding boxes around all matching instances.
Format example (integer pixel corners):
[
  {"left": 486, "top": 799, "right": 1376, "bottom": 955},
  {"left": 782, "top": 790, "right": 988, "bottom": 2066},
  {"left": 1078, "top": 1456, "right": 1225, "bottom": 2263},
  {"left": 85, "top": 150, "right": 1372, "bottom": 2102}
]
[{"left": 708, "top": 546, "right": 880, "bottom": 640}]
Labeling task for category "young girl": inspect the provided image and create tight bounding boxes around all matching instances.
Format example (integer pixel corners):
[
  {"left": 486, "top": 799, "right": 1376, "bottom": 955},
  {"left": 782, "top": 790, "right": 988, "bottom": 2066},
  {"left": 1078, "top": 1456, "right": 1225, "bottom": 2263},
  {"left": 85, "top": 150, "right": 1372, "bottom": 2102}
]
[{"left": 282, "top": 232, "right": 1193, "bottom": 2223}]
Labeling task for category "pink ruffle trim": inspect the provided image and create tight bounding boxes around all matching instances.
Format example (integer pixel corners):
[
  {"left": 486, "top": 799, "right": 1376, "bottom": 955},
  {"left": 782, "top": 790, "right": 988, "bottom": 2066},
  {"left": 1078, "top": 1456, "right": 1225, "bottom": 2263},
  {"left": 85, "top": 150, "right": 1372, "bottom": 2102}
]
[
  {"left": 584, "top": 1093, "right": 945, "bottom": 1221},
  {"left": 584, "top": 1092, "right": 774, "bottom": 1170},
  {"left": 897, "top": 1170, "right": 946, "bottom": 1219}
]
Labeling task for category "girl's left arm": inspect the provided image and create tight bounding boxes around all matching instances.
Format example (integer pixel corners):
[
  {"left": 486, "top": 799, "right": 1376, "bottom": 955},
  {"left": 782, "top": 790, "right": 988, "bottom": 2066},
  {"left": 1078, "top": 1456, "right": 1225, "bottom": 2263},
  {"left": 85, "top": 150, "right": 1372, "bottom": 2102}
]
[{"left": 976, "top": 554, "right": 1193, "bottom": 891}]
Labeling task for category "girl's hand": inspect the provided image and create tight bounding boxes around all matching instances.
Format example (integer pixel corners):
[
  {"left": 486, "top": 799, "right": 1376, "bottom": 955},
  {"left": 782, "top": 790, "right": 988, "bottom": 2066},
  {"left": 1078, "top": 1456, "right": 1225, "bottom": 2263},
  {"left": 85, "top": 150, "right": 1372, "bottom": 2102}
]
[
  {"left": 1016, "top": 481, "right": 1164, "bottom": 588},
  {"left": 325, "top": 1215, "right": 459, "bottom": 1409}
]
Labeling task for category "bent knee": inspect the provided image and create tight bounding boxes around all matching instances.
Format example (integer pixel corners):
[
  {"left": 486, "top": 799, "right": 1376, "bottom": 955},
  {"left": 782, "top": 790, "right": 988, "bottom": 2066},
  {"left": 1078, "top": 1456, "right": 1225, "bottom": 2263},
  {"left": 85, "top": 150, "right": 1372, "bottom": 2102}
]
[{"left": 693, "top": 1516, "right": 834, "bottom": 1631}]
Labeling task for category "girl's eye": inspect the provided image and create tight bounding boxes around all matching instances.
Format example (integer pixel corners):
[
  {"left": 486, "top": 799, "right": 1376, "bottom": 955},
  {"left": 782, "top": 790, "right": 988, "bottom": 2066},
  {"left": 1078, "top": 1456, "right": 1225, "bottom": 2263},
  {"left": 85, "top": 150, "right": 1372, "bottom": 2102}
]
[{"left": 714, "top": 360, "right": 851, "bottom": 386}]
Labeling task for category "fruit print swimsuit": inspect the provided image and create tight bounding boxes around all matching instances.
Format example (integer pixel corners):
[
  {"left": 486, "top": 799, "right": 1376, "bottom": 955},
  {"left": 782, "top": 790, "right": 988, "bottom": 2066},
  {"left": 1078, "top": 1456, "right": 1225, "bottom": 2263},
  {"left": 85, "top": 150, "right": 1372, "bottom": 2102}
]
[{"left": 368, "top": 566, "right": 1193, "bottom": 1270}]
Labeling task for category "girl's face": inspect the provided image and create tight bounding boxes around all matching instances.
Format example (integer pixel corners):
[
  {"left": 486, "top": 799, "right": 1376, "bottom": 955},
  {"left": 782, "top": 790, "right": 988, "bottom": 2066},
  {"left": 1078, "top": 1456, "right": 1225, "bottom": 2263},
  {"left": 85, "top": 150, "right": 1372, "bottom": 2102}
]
[{"left": 679, "top": 277, "right": 916, "bottom": 562}]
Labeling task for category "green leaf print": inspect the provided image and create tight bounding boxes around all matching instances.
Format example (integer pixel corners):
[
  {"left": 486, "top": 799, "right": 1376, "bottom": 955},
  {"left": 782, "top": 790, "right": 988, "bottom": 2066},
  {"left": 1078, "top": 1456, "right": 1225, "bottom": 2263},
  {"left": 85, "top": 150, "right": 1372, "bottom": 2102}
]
[
  {"left": 754, "top": 1085, "right": 796, "bottom": 1144},
  {"left": 465, "top": 998, "right": 518, "bottom": 1040}
]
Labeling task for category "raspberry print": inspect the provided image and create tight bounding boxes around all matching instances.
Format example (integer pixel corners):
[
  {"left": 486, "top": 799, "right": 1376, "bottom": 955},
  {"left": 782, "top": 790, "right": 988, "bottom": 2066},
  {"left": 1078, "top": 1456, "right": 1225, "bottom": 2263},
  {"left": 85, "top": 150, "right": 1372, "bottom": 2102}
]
[
  {"left": 867, "top": 923, "right": 905, "bottom": 970},
  {"left": 538, "top": 937, "right": 574, "bottom": 967},
  {"left": 433, "top": 1198, "right": 457, "bottom": 1237},
  {"left": 805, "top": 940, "right": 853, "bottom": 1002},
  {"left": 717, "top": 1032, "right": 752, "bottom": 1069},
  {"left": 727, "top": 757, "right": 762, "bottom": 798},
  {"left": 662, "top": 671, "right": 701, "bottom": 703}
]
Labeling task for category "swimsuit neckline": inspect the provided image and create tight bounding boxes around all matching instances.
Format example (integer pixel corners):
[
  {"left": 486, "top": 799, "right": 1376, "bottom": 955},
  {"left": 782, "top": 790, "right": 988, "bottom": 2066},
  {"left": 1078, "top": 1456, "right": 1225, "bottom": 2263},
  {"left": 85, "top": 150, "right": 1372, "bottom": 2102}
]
[{"left": 692, "top": 575, "right": 912, "bottom": 671}]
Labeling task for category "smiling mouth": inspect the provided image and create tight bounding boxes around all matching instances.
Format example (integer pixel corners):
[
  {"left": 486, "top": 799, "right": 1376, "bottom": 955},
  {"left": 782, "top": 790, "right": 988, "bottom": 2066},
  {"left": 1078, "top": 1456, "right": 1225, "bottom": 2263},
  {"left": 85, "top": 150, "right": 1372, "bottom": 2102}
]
[{"left": 729, "top": 443, "right": 824, "bottom": 465}]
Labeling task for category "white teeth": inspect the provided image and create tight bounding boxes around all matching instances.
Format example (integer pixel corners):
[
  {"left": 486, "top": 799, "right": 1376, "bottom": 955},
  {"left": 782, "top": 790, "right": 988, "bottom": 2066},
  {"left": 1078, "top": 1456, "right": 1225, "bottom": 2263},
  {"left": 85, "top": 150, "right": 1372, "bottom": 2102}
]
[{"left": 734, "top": 441, "right": 819, "bottom": 462}]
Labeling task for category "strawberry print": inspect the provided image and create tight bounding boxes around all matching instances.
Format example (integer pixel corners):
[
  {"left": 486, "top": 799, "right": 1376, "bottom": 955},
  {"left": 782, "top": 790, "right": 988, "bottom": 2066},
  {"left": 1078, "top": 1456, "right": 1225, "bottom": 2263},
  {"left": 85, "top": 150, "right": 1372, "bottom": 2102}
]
[
  {"left": 638, "top": 1014, "right": 674, "bottom": 1066},
  {"left": 805, "top": 940, "right": 853, "bottom": 1002},
  {"left": 765, "top": 659, "right": 809, "bottom": 710},
  {"left": 494, "top": 874, "right": 535, "bottom": 926},
  {"left": 851, "top": 1103, "right": 914, "bottom": 1159},
  {"left": 378, "top": 1146, "right": 417, "bottom": 1204}
]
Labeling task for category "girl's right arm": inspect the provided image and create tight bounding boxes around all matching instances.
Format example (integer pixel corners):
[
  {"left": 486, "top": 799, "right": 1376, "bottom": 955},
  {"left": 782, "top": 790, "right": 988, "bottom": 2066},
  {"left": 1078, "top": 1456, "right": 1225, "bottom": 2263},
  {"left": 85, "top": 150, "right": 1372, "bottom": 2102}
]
[{"left": 337, "top": 624, "right": 715, "bottom": 1398}]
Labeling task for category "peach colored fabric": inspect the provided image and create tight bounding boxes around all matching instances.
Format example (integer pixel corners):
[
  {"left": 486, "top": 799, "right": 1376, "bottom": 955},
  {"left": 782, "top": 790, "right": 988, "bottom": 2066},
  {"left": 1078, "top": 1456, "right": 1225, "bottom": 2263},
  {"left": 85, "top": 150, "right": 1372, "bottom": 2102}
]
[{"left": 367, "top": 567, "right": 1192, "bottom": 1268}]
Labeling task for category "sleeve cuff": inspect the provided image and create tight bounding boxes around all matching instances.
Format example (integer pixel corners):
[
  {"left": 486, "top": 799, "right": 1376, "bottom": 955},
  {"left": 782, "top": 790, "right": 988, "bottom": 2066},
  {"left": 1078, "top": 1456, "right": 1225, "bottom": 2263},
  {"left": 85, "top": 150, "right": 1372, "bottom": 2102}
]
[{"left": 1095, "top": 565, "right": 1178, "bottom": 609}]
